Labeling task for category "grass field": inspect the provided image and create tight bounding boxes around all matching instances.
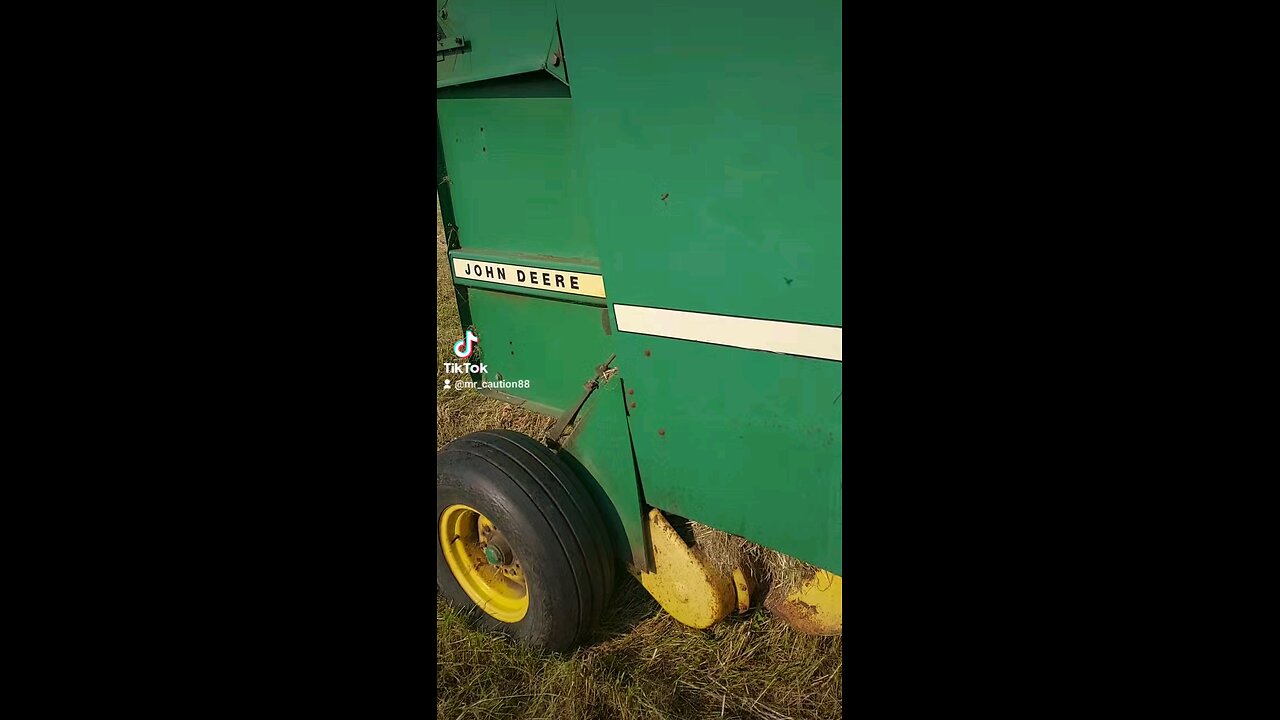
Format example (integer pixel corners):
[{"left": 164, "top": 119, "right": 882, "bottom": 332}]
[{"left": 436, "top": 206, "right": 842, "bottom": 720}]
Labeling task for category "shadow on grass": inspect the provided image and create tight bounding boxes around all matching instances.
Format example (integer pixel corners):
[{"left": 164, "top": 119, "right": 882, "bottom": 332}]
[
  {"left": 438, "top": 570, "right": 664, "bottom": 653},
  {"left": 588, "top": 573, "right": 663, "bottom": 645}
]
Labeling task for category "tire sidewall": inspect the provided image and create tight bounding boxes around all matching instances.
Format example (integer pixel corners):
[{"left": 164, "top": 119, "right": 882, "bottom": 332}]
[{"left": 436, "top": 458, "right": 581, "bottom": 650}]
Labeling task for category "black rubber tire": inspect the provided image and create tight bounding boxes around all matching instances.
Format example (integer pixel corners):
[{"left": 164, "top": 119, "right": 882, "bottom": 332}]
[{"left": 436, "top": 430, "right": 616, "bottom": 651}]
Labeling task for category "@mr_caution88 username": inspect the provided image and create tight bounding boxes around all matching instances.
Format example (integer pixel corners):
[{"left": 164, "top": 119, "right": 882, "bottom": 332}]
[
  {"left": 443, "top": 377, "right": 531, "bottom": 390},
  {"left": 444, "top": 331, "right": 530, "bottom": 390}
]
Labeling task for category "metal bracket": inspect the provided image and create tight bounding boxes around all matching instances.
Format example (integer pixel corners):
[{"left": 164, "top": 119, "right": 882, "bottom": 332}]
[
  {"left": 545, "top": 353, "right": 616, "bottom": 450},
  {"left": 437, "top": 35, "right": 470, "bottom": 61}
]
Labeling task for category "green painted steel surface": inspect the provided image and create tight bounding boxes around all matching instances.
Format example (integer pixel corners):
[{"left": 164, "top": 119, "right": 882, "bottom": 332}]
[
  {"left": 437, "top": 0, "right": 843, "bottom": 576},
  {"left": 613, "top": 341, "right": 842, "bottom": 575},
  {"left": 440, "top": 60, "right": 605, "bottom": 417},
  {"left": 560, "top": 379, "right": 650, "bottom": 571},
  {"left": 557, "top": 0, "right": 842, "bottom": 574},
  {"left": 556, "top": 1, "right": 842, "bottom": 327},
  {"left": 464, "top": 288, "right": 613, "bottom": 415},
  {"left": 436, "top": 0, "right": 560, "bottom": 88},
  {"left": 437, "top": 95, "right": 595, "bottom": 260}
]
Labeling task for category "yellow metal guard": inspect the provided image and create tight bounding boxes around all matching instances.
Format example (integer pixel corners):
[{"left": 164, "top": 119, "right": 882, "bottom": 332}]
[
  {"left": 766, "top": 569, "right": 842, "bottom": 636},
  {"left": 634, "top": 509, "right": 736, "bottom": 628}
]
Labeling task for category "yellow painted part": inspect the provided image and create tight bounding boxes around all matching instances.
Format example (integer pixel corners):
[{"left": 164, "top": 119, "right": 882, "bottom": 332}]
[
  {"left": 439, "top": 504, "right": 528, "bottom": 622},
  {"left": 732, "top": 568, "right": 752, "bottom": 614},
  {"left": 769, "top": 569, "right": 842, "bottom": 636},
  {"left": 636, "top": 509, "right": 736, "bottom": 629}
]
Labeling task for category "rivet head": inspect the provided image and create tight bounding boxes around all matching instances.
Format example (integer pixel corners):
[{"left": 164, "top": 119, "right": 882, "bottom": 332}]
[
  {"left": 628, "top": 388, "right": 634, "bottom": 395},
  {"left": 658, "top": 429, "right": 665, "bottom": 436},
  {"left": 630, "top": 402, "right": 637, "bottom": 409},
  {"left": 644, "top": 350, "right": 651, "bottom": 357}
]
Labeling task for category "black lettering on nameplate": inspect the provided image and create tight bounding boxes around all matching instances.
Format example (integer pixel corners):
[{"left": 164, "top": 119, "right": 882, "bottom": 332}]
[{"left": 453, "top": 258, "right": 604, "bottom": 298}]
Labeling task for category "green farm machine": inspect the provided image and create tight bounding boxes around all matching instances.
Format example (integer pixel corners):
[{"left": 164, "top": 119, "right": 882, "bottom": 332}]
[{"left": 436, "top": 0, "right": 842, "bottom": 650}]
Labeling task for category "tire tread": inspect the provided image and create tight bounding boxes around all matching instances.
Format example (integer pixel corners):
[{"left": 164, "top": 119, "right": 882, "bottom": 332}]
[{"left": 437, "top": 429, "right": 615, "bottom": 647}]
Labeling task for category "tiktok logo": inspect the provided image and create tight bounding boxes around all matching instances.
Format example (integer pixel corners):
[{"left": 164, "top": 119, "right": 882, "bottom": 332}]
[{"left": 453, "top": 330, "right": 479, "bottom": 358}]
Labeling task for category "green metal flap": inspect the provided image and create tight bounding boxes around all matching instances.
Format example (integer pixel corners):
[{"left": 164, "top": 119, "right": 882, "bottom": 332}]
[
  {"left": 436, "top": 0, "right": 562, "bottom": 88},
  {"left": 555, "top": 0, "right": 843, "bottom": 575}
]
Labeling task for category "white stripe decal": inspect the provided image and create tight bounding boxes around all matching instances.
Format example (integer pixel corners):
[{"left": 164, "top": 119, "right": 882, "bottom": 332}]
[{"left": 612, "top": 305, "right": 842, "bottom": 361}]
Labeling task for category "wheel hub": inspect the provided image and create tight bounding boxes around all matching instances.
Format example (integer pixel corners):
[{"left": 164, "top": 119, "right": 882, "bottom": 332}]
[
  {"left": 483, "top": 544, "right": 506, "bottom": 565},
  {"left": 439, "top": 504, "right": 529, "bottom": 622}
]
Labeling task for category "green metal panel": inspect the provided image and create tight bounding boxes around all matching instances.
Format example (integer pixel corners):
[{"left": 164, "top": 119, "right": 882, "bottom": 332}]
[
  {"left": 436, "top": 0, "right": 560, "bottom": 88},
  {"left": 609, "top": 339, "right": 842, "bottom": 575},
  {"left": 437, "top": 0, "right": 843, "bottom": 576},
  {"left": 437, "top": 95, "right": 595, "bottom": 260},
  {"left": 556, "top": 1, "right": 842, "bottom": 326},
  {"left": 556, "top": 0, "right": 843, "bottom": 574},
  {"left": 559, "top": 379, "right": 650, "bottom": 571},
  {"left": 440, "top": 66, "right": 610, "bottom": 416},
  {"left": 463, "top": 288, "right": 613, "bottom": 415}
]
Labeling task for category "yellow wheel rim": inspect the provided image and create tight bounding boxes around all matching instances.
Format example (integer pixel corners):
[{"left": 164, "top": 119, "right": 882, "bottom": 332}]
[{"left": 439, "top": 503, "right": 529, "bottom": 622}]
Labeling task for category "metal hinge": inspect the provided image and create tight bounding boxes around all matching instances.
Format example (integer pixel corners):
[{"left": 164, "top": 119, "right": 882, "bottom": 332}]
[
  {"left": 437, "top": 35, "right": 470, "bottom": 61},
  {"left": 437, "top": 14, "right": 470, "bottom": 61}
]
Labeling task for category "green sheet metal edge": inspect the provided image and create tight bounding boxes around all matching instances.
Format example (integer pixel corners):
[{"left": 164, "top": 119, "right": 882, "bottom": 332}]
[
  {"left": 451, "top": 248, "right": 600, "bottom": 273},
  {"left": 559, "top": 379, "right": 651, "bottom": 571},
  {"left": 435, "top": 0, "right": 562, "bottom": 89}
]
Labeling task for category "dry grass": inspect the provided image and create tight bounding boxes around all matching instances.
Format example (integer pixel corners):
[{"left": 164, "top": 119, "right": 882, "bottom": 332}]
[
  {"left": 438, "top": 594, "right": 843, "bottom": 720},
  {"left": 688, "top": 522, "right": 819, "bottom": 597},
  {"left": 436, "top": 201, "right": 842, "bottom": 720}
]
